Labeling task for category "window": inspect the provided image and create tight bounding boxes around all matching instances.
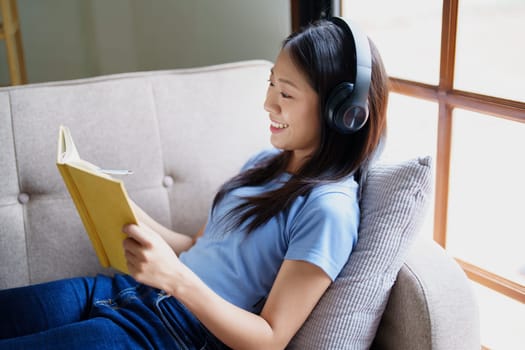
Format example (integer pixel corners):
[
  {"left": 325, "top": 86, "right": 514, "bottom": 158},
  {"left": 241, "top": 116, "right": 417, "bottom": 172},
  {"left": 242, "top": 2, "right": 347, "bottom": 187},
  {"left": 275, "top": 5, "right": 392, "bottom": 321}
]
[{"left": 341, "top": 0, "right": 525, "bottom": 348}]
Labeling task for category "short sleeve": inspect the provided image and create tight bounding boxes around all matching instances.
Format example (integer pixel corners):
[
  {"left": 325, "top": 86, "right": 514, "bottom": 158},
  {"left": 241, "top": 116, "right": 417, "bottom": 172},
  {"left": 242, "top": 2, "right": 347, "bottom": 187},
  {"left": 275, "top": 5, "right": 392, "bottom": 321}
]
[
  {"left": 285, "top": 190, "right": 359, "bottom": 281},
  {"left": 240, "top": 148, "right": 281, "bottom": 172}
]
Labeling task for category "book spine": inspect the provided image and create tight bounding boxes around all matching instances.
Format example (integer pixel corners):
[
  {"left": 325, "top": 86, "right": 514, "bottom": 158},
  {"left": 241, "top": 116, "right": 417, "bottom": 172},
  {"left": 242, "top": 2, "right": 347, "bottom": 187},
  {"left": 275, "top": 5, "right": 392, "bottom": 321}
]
[{"left": 56, "top": 163, "right": 110, "bottom": 268}]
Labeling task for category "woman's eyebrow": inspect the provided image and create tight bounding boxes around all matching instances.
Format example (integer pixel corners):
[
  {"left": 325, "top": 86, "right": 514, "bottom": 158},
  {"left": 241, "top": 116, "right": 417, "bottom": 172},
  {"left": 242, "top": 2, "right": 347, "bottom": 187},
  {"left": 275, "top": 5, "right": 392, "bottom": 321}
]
[{"left": 270, "top": 68, "right": 299, "bottom": 89}]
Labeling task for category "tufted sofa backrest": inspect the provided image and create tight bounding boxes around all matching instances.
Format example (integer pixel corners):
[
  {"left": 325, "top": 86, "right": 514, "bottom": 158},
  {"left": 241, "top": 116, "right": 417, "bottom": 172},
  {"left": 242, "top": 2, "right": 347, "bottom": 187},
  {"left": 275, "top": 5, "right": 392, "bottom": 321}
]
[{"left": 0, "top": 60, "right": 272, "bottom": 288}]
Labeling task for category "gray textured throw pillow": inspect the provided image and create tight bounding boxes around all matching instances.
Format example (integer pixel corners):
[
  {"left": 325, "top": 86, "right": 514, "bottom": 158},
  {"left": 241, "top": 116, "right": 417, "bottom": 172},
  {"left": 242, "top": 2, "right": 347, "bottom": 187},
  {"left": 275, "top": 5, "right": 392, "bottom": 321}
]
[{"left": 288, "top": 156, "right": 433, "bottom": 350}]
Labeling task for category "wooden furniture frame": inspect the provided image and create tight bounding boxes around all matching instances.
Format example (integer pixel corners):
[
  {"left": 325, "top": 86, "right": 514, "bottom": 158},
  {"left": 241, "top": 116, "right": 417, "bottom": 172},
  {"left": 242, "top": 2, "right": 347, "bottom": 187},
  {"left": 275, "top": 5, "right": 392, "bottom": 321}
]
[{"left": 0, "top": 0, "right": 27, "bottom": 85}]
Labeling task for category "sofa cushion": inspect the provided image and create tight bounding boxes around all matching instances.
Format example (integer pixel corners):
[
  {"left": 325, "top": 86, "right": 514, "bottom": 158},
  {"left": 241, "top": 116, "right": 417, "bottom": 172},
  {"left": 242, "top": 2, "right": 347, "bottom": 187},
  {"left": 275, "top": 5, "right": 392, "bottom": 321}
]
[{"left": 288, "top": 156, "right": 433, "bottom": 350}]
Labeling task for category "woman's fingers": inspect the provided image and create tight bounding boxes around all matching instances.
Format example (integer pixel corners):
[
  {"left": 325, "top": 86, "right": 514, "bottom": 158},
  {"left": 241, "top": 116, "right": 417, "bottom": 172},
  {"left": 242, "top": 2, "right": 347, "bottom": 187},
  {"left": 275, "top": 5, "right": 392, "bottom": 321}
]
[{"left": 123, "top": 224, "right": 152, "bottom": 247}]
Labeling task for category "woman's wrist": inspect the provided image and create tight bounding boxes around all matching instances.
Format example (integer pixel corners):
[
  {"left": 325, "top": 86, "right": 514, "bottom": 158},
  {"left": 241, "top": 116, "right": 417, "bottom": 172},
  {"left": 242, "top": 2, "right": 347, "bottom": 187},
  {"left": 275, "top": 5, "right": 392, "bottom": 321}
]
[{"left": 165, "top": 262, "right": 201, "bottom": 300}]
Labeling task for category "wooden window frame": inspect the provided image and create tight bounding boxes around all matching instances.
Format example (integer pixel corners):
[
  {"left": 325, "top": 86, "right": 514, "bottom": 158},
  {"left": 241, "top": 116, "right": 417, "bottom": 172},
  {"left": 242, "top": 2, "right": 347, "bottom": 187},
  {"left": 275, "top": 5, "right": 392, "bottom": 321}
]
[
  {"left": 329, "top": 0, "right": 525, "bottom": 303},
  {"left": 392, "top": 0, "right": 525, "bottom": 304}
]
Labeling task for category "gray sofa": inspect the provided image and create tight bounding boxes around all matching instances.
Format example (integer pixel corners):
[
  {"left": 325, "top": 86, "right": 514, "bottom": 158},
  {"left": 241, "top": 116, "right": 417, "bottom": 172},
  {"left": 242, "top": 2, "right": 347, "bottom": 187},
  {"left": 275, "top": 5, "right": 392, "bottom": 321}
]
[{"left": 0, "top": 60, "right": 480, "bottom": 349}]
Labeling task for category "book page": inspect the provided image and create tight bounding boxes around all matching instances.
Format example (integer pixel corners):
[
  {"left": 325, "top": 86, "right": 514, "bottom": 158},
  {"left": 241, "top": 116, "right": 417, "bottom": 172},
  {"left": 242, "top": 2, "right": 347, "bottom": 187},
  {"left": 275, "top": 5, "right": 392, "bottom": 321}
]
[
  {"left": 57, "top": 126, "right": 132, "bottom": 177},
  {"left": 57, "top": 125, "right": 80, "bottom": 164}
]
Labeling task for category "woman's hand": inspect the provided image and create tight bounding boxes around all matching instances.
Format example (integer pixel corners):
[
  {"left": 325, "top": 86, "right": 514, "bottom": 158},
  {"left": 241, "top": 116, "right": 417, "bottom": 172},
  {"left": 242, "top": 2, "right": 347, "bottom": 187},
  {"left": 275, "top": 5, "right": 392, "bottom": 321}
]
[
  {"left": 122, "top": 223, "right": 185, "bottom": 291},
  {"left": 127, "top": 200, "right": 196, "bottom": 255}
]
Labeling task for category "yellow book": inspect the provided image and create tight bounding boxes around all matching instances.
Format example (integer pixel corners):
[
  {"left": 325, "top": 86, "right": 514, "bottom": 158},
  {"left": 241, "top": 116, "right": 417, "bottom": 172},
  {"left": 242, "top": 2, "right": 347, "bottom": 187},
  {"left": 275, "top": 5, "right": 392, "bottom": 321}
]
[{"left": 56, "top": 125, "right": 137, "bottom": 274}]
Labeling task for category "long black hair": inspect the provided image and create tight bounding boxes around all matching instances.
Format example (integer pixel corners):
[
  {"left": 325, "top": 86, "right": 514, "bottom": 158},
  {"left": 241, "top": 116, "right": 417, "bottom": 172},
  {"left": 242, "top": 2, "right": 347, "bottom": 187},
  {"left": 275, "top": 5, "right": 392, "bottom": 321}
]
[{"left": 212, "top": 19, "right": 389, "bottom": 233}]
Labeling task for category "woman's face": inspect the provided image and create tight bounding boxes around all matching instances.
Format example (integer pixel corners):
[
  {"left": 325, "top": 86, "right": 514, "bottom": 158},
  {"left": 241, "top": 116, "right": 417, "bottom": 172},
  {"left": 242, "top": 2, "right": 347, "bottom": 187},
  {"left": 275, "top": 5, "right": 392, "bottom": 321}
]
[{"left": 264, "top": 48, "right": 321, "bottom": 171}]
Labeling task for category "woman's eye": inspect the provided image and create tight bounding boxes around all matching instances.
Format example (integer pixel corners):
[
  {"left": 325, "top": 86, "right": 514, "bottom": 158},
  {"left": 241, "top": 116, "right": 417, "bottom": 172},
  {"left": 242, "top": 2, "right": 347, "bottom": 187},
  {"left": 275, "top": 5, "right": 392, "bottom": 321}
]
[{"left": 267, "top": 79, "right": 291, "bottom": 98}]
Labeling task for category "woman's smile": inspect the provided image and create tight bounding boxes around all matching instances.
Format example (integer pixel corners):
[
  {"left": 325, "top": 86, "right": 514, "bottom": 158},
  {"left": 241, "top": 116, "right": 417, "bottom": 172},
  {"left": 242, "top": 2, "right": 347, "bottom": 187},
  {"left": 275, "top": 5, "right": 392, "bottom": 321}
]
[{"left": 270, "top": 119, "right": 289, "bottom": 133}]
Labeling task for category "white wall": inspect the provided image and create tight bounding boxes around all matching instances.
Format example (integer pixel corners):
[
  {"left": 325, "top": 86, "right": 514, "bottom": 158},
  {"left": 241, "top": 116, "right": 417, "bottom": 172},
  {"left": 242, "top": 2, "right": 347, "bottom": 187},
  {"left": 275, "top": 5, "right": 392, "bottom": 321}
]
[{"left": 0, "top": 0, "right": 290, "bottom": 84}]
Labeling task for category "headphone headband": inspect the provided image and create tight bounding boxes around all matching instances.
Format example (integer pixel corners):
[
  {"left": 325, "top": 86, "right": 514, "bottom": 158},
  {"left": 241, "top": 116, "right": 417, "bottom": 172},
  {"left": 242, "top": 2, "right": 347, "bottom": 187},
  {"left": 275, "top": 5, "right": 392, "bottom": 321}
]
[{"left": 325, "top": 17, "right": 372, "bottom": 134}]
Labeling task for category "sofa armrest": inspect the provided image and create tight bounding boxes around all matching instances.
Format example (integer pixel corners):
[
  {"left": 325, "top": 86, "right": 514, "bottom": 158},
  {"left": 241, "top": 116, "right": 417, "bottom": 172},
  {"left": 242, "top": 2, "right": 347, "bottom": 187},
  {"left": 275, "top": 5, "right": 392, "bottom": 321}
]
[{"left": 372, "top": 238, "right": 480, "bottom": 350}]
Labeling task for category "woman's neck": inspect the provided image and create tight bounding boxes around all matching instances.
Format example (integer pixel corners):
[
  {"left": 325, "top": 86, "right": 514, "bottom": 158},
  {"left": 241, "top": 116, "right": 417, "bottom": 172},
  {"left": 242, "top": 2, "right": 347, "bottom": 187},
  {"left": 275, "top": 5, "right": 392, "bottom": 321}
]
[{"left": 286, "top": 152, "right": 311, "bottom": 174}]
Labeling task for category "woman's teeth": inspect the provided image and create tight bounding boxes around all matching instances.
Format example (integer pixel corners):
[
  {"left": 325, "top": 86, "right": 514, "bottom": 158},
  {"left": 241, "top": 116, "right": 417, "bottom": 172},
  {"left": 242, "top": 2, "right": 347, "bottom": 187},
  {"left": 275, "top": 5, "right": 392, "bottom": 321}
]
[{"left": 271, "top": 121, "right": 289, "bottom": 129}]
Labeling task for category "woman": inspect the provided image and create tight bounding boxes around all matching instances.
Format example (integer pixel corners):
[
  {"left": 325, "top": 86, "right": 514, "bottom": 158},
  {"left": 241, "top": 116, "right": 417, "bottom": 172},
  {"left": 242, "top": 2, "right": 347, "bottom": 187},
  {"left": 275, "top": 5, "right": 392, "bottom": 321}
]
[{"left": 0, "top": 17, "right": 388, "bottom": 350}]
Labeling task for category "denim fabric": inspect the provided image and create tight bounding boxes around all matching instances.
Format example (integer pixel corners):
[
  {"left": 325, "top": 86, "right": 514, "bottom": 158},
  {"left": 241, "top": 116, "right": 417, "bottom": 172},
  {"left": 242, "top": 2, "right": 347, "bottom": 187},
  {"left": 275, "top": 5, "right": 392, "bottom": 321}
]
[{"left": 0, "top": 274, "right": 228, "bottom": 350}]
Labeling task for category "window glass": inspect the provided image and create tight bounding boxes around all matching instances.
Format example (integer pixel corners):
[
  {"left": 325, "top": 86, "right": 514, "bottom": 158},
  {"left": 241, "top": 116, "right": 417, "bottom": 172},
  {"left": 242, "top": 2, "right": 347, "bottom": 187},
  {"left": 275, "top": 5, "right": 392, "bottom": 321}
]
[
  {"left": 379, "top": 93, "right": 438, "bottom": 239},
  {"left": 472, "top": 282, "right": 525, "bottom": 348},
  {"left": 455, "top": 0, "right": 525, "bottom": 102},
  {"left": 342, "top": 0, "right": 441, "bottom": 85},
  {"left": 447, "top": 109, "right": 525, "bottom": 286}
]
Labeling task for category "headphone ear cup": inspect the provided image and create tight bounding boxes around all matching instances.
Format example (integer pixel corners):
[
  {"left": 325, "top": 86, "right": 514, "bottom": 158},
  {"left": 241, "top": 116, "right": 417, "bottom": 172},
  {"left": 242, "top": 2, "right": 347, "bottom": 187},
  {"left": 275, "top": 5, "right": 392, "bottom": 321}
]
[
  {"left": 337, "top": 100, "right": 369, "bottom": 133},
  {"left": 325, "top": 82, "right": 355, "bottom": 133}
]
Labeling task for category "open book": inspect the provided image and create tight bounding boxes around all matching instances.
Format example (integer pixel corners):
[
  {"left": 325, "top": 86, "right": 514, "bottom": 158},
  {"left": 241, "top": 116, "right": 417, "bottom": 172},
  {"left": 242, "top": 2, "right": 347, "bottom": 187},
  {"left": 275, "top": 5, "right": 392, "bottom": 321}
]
[{"left": 56, "top": 125, "right": 137, "bottom": 273}]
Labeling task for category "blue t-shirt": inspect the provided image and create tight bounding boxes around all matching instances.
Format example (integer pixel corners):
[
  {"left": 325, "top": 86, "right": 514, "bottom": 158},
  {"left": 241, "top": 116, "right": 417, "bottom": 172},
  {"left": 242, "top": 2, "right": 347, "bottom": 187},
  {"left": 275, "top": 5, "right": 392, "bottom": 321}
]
[{"left": 179, "top": 149, "right": 359, "bottom": 313}]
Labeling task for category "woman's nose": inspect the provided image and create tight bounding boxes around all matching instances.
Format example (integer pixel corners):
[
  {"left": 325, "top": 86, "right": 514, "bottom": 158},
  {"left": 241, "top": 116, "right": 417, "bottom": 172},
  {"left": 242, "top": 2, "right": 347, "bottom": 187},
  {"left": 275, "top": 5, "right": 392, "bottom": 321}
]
[{"left": 264, "top": 90, "right": 280, "bottom": 115}]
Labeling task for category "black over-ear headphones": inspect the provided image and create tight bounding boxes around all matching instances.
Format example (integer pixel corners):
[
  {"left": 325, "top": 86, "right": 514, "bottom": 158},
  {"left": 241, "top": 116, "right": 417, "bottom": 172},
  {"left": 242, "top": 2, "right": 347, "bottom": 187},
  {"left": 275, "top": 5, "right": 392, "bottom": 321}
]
[{"left": 325, "top": 17, "right": 372, "bottom": 134}]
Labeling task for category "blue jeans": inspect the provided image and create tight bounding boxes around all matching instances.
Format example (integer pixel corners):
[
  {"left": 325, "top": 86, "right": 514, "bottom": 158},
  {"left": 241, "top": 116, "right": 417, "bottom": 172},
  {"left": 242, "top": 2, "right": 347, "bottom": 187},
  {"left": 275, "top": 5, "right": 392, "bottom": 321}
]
[{"left": 0, "top": 274, "right": 229, "bottom": 350}]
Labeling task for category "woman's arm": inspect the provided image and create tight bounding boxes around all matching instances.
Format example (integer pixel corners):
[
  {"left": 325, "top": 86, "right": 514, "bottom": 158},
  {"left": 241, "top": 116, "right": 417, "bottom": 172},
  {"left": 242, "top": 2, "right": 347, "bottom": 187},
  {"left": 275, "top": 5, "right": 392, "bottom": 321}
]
[
  {"left": 130, "top": 201, "right": 203, "bottom": 255},
  {"left": 182, "top": 259, "right": 331, "bottom": 350},
  {"left": 122, "top": 224, "right": 331, "bottom": 350}
]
